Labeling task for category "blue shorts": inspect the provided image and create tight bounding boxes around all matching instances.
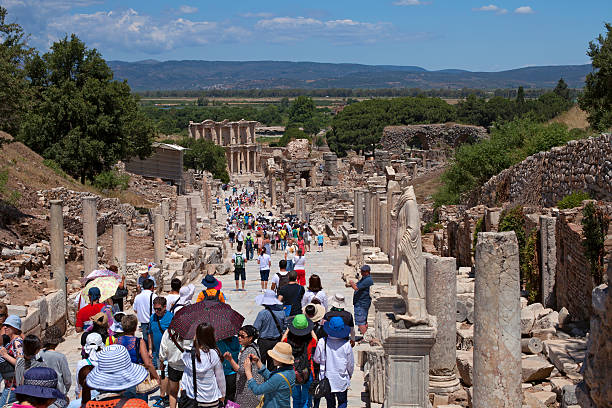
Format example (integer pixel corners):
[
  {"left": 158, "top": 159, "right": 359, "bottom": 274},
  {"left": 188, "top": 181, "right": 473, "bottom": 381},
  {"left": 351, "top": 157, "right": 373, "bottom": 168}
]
[
  {"left": 235, "top": 268, "right": 246, "bottom": 281},
  {"left": 354, "top": 305, "right": 369, "bottom": 326},
  {"left": 140, "top": 323, "right": 150, "bottom": 340},
  {"left": 260, "top": 269, "right": 270, "bottom": 281}
]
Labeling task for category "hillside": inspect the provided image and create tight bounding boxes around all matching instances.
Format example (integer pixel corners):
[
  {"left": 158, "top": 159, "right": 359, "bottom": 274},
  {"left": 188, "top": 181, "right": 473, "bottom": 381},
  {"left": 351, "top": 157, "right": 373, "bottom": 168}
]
[{"left": 107, "top": 60, "right": 592, "bottom": 90}]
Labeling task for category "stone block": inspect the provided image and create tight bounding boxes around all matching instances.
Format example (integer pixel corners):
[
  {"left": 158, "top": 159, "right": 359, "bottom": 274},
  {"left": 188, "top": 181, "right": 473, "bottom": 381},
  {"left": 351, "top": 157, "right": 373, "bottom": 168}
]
[
  {"left": 550, "top": 377, "right": 574, "bottom": 398},
  {"left": 521, "top": 307, "right": 536, "bottom": 334},
  {"left": 29, "top": 296, "right": 48, "bottom": 330},
  {"left": 524, "top": 391, "right": 556, "bottom": 407},
  {"left": 533, "top": 311, "right": 559, "bottom": 331},
  {"left": 456, "top": 325, "right": 473, "bottom": 350},
  {"left": 456, "top": 350, "right": 473, "bottom": 386},
  {"left": 7, "top": 305, "right": 28, "bottom": 317},
  {"left": 46, "top": 290, "right": 67, "bottom": 326},
  {"left": 21, "top": 307, "right": 40, "bottom": 335},
  {"left": 522, "top": 356, "right": 555, "bottom": 382},
  {"left": 543, "top": 339, "right": 586, "bottom": 376}
]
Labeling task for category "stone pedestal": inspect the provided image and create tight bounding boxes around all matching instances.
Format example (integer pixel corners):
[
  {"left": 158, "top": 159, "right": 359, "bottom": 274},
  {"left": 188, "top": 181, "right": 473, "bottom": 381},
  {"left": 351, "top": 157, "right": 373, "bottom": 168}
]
[
  {"left": 82, "top": 196, "right": 98, "bottom": 274},
  {"left": 50, "top": 200, "right": 66, "bottom": 295},
  {"left": 377, "top": 314, "right": 436, "bottom": 408},
  {"left": 425, "top": 254, "right": 461, "bottom": 394},
  {"left": 540, "top": 216, "right": 556, "bottom": 308},
  {"left": 473, "top": 232, "right": 521, "bottom": 408},
  {"left": 112, "top": 224, "right": 127, "bottom": 275}
]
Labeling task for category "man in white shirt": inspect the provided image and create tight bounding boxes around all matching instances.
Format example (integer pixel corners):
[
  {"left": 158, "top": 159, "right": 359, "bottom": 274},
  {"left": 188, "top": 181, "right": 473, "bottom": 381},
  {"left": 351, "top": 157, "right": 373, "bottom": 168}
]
[
  {"left": 270, "top": 259, "right": 290, "bottom": 293},
  {"left": 133, "top": 278, "right": 157, "bottom": 348},
  {"left": 257, "top": 248, "right": 272, "bottom": 291}
]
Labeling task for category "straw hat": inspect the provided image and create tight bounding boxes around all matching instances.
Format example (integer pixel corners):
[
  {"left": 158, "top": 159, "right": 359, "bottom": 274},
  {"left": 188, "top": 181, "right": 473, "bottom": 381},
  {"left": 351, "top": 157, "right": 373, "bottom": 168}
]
[
  {"left": 267, "top": 342, "right": 294, "bottom": 365},
  {"left": 330, "top": 293, "right": 347, "bottom": 309},
  {"left": 304, "top": 303, "right": 326, "bottom": 323},
  {"left": 86, "top": 345, "right": 148, "bottom": 391}
]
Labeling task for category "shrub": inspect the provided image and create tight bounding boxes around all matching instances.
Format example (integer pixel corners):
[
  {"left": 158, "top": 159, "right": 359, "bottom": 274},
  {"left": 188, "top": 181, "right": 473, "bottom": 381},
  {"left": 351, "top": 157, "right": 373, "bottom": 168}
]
[
  {"left": 557, "top": 191, "right": 591, "bottom": 209},
  {"left": 0, "top": 169, "right": 21, "bottom": 206},
  {"left": 422, "top": 222, "right": 443, "bottom": 234},
  {"left": 93, "top": 170, "right": 130, "bottom": 191}
]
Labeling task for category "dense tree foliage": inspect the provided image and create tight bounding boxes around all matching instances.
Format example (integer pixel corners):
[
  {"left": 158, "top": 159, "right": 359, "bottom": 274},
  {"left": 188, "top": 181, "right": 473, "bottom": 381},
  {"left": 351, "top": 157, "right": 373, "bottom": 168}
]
[
  {"left": 328, "top": 97, "right": 455, "bottom": 155},
  {"left": 554, "top": 78, "right": 571, "bottom": 101},
  {"left": 18, "top": 35, "right": 155, "bottom": 183},
  {"left": 166, "top": 137, "right": 229, "bottom": 183},
  {"left": 579, "top": 23, "right": 612, "bottom": 131},
  {"left": 433, "top": 120, "right": 581, "bottom": 206},
  {"left": 0, "top": 7, "right": 32, "bottom": 139}
]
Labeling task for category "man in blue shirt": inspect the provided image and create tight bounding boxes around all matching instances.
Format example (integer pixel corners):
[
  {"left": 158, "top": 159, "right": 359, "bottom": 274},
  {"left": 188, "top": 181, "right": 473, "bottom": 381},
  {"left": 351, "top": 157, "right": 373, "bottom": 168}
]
[
  {"left": 349, "top": 265, "right": 374, "bottom": 338},
  {"left": 148, "top": 297, "right": 174, "bottom": 406}
]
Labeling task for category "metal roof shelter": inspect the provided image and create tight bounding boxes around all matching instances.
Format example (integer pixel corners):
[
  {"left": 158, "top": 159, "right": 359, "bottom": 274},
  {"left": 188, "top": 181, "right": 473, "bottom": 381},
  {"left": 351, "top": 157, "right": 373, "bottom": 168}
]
[{"left": 125, "top": 143, "right": 187, "bottom": 194}]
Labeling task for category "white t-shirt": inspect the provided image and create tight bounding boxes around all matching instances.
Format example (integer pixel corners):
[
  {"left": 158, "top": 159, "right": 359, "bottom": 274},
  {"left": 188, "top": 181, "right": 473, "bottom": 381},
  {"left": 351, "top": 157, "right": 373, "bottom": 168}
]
[
  {"left": 258, "top": 253, "right": 271, "bottom": 270},
  {"left": 302, "top": 290, "right": 328, "bottom": 310},
  {"left": 166, "top": 293, "right": 180, "bottom": 311},
  {"left": 133, "top": 289, "right": 158, "bottom": 323},
  {"left": 285, "top": 245, "right": 297, "bottom": 259},
  {"left": 271, "top": 270, "right": 289, "bottom": 287},
  {"left": 293, "top": 255, "right": 306, "bottom": 270}
]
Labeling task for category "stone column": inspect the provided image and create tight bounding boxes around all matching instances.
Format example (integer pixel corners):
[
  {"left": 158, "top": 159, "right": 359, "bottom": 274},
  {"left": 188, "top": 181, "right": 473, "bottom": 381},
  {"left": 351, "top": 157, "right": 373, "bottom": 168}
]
[
  {"left": 190, "top": 207, "right": 198, "bottom": 243},
  {"left": 473, "top": 232, "right": 521, "bottom": 408},
  {"left": 184, "top": 197, "right": 192, "bottom": 243},
  {"left": 300, "top": 196, "right": 307, "bottom": 220},
  {"left": 364, "top": 191, "right": 373, "bottom": 235},
  {"left": 540, "top": 216, "right": 557, "bottom": 308},
  {"left": 82, "top": 196, "right": 98, "bottom": 274},
  {"left": 353, "top": 190, "right": 363, "bottom": 232},
  {"left": 112, "top": 224, "right": 127, "bottom": 275},
  {"left": 227, "top": 151, "right": 233, "bottom": 174},
  {"left": 379, "top": 200, "right": 388, "bottom": 254},
  {"left": 294, "top": 192, "right": 301, "bottom": 216},
  {"left": 374, "top": 193, "right": 381, "bottom": 248},
  {"left": 50, "top": 200, "right": 66, "bottom": 294},
  {"left": 154, "top": 214, "right": 165, "bottom": 266},
  {"left": 246, "top": 148, "right": 250, "bottom": 173},
  {"left": 370, "top": 191, "right": 378, "bottom": 239},
  {"left": 425, "top": 254, "right": 461, "bottom": 394},
  {"left": 388, "top": 190, "right": 402, "bottom": 269}
]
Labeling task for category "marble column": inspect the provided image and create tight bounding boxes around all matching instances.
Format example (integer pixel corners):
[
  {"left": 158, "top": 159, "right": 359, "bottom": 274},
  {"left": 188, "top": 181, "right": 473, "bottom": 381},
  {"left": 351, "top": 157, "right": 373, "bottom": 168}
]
[
  {"left": 82, "top": 196, "right": 98, "bottom": 274},
  {"left": 112, "top": 224, "right": 127, "bottom": 275},
  {"left": 353, "top": 190, "right": 363, "bottom": 232},
  {"left": 270, "top": 177, "right": 277, "bottom": 206},
  {"left": 374, "top": 193, "right": 381, "bottom": 248},
  {"left": 364, "top": 191, "right": 373, "bottom": 235},
  {"left": 154, "top": 214, "right": 165, "bottom": 266},
  {"left": 300, "top": 196, "right": 307, "bottom": 220},
  {"left": 540, "top": 216, "right": 557, "bottom": 308},
  {"left": 184, "top": 197, "right": 192, "bottom": 243},
  {"left": 190, "top": 207, "right": 198, "bottom": 243},
  {"left": 370, "top": 191, "right": 378, "bottom": 240},
  {"left": 379, "top": 200, "right": 388, "bottom": 255},
  {"left": 50, "top": 200, "right": 66, "bottom": 293},
  {"left": 228, "top": 151, "right": 233, "bottom": 174},
  {"left": 246, "top": 148, "right": 250, "bottom": 173},
  {"left": 473, "top": 232, "right": 521, "bottom": 408},
  {"left": 425, "top": 254, "right": 461, "bottom": 394}
]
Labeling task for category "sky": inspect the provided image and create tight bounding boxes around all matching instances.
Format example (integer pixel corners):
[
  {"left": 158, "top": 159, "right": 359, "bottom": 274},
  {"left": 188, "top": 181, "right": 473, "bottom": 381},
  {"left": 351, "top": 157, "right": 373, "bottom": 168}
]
[{"left": 2, "top": 0, "right": 606, "bottom": 71}]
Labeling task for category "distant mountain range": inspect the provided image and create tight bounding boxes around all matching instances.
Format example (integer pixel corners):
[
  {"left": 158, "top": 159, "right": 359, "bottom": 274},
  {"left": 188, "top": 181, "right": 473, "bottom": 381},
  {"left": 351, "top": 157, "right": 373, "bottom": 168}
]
[{"left": 107, "top": 60, "right": 592, "bottom": 90}]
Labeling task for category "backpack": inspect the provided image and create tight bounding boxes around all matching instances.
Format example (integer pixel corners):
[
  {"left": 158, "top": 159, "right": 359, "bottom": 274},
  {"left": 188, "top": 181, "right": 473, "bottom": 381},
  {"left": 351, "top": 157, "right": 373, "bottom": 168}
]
[
  {"left": 202, "top": 289, "right": 221, "bottom": 302},
  {"left": 276, "top": 273, "right": 290, "bottom": 290},
  {"left": 292, "top": 343, "right": 312, "bottom": 385},
  {"left": 235, "top": 253, "right": 245, "bottom": 269}
]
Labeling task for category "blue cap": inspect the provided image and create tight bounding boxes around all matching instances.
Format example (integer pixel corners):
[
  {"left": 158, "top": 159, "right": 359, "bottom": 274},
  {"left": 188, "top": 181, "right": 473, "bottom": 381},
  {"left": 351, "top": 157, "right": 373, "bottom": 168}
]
[
  {"left": 3, "top": 315, "right": 22, "bottom": 332},
  {"left": 88, "top": 287, "right": 101, "bottom": 301}
]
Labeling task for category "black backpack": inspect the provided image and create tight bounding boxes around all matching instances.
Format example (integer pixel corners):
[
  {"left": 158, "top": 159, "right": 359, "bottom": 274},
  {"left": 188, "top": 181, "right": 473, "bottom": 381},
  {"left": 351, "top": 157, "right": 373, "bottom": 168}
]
[
  {"left": 292, "top": 343, "right": 312, "bottom": 385},
  {"left": 276, "top": 273, "right": 290, "bottom": 290}
]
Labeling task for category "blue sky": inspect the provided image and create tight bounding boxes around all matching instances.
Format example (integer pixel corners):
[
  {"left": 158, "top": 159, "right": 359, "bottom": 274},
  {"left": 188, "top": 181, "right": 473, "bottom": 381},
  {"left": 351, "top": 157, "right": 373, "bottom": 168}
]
[{"left": 2, "top": 0, "right": 605, "bottom": 71}]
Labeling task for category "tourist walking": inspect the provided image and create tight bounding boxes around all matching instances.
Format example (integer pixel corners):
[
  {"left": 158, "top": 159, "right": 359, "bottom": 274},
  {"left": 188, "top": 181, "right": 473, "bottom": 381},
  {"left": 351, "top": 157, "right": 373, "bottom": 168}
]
[
  {"left": 159, "top": 330, "right": 192, "bottom": 408},
  {"left": 301, "top": 275, "right": 328, "bottom": 311},
  {"left": 165, "top": 278, "right": 182, "bottom": 312},
  {"left": 316, "top": 234, "right": 324, "bottom": 252},
  {"left": 15, "top": 335, "right": 45, "bottom": 387},
  {"left": 75, "top": 288, "right": 105, "bottom": 333},
  {"left": 258, "top": 248, "right": 272, "bottom": 291},
  {"left": 349, "top": 265, "right": 374, "bottom": 337},
  {"left": 39, "top": 326, "right": 72, "bottom": 402},
  {"left": 245, "top": 232, "right": 254, "bottom": 261},
  {"left": 133, "top": 279, "right": 157, "bottom": 347},
  {"left": 115, "top": 314, "right": 160, "bottom": 401},
  {"left": 244, "top": 342, "right": 295, "bottom": 408},
  {"left": 282, "top": 315, "right": 316, "bottom": 408},
  {"left": 84, "top": 345, "right": 150, "bottom": 408},
  {"left": 196, "top": 275, "right": 226, "bottom": 303},
  {"left": 0, "top": 315, "right": 24, "bottom": 407},
  {"left": 148, "top": 298, "right": 174, "bottom": 408},
  {"left": 284, "top": 240, "right": 297, "bottom": 272},
  {"left": 232, "top": 246, "right": 247, "bottom": 291},
  {"left": 222, "top": 325, "right": 263, "bottom": 408},
  {"left": 253, "top": 291, "right": 287, "bottom": 370},
  {"left": 277, "top": 271, "right": 305, "bottom": 317},
  {"left": 303, "top": 304, "right": 326, "bottom": 340},
  {"left": 313, "top": 317, "right": 354, "bottom": 408},
  {"left": 292, "top": 250, "right": 307, "bottom": 286},
  {"left": 323, "top": 295, "right": 355, "bottom": 345},
  {"left": 179, "top": 323, "right": 226, "bottom": 407},
  {"left": 170, "top": 284, "right": 195, "bottom": 313},
  {"left": 137, "top": 267, "right": 157, "bottom": 292},
  {"left": 74, "top": 333, "right": 104, "bottom": 399},
  {"left": 10, "top": 367, "right": 67, "bottom": 408},
  {"left": 270, "top": 260, "right": 290, "bottom": 293},
  {"left": 216, "top": 335, "right": 240, "bottom": 403}
]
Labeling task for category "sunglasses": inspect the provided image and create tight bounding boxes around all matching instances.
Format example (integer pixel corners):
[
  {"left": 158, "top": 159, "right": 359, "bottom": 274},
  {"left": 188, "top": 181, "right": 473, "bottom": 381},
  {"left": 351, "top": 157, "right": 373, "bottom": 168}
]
[
  {"left": 238, "top": 333, "right": 249, "bottom": 339},
  {"left": 153, "top": 308, "right": 164, "bottom": 312}
]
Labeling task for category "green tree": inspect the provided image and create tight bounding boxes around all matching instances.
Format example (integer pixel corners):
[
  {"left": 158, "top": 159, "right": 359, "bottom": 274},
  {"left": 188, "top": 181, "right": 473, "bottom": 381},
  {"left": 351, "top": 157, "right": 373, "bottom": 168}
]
[
  {"left": 196, "top": 96, "right": 209, "bottom": 106},
  {"left": 579, "top": 23, "right": 612, "bottom": 131},
  {"left": 178, "top": 138, "right": 229, "bottom": 183},
  {"left": 257, "top": 104, "right": 282, "bottom": 126},
  {"left": 19, "top": 34, "right": 154, "bottom": 183},
  {"left": 288, "top": 96, "right": 316, "bottom": 127},
  {"left": 0, "top": 7, "right": 33, "bottom": 138},
  {"left": 553, "top": 78, "right": 571, "bottom": 101}
]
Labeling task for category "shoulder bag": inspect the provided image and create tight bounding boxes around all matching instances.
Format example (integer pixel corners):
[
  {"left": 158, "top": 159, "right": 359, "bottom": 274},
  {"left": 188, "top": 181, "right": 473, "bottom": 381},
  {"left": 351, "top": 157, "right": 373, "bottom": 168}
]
[
  {"left": 178, "top": 350, "right": 198, "bottom": 408},
  {"left": 309, "top": 339, "right": 331, "bottom": 398},
  {"left": 135, "top": 338, "right": 159, "bottom": 395},
  {"left": 256, "top": 370, "right": 292, "bottom": 408}
]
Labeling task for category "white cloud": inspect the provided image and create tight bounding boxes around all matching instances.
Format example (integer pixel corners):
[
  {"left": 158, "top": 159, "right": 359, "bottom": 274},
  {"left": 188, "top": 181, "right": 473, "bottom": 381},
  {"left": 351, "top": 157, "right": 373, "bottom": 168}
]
[
  {"left": 254, "top": 16, "right": 398, "bottom": 44},
  {"left": 240, "top": 12, "right": 275, "bottom": 18},
  {"left": 473, "top": 5, "right": 508, "bottom": 14},
  {"left": 393, "top": 0, "right": 426, "bottom": 5},
  {"left": 178, "top": 5, "right": 198, "bottom": 14},
  {"left": 46, "top": 9, "right": 249, "bottom": 53},
  {"left": 514, "top": 6, "right": 534, "bottom": 14}
]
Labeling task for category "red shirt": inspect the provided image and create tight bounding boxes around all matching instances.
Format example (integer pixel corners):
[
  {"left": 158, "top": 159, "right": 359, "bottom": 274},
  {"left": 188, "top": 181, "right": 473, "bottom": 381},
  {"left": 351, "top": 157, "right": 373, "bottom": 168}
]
[{"left": 76, "top": 303, "right": 105, "bottom": 329}]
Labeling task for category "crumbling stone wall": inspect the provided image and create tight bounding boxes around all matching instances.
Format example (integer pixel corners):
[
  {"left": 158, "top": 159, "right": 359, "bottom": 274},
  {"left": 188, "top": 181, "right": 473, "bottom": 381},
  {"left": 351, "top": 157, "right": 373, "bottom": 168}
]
[
  {"left": 473, "top": 133, "right": 612, "bottom": 207},
  {"left": 381, "top": 123, "right": 487, "bottom": 151}
]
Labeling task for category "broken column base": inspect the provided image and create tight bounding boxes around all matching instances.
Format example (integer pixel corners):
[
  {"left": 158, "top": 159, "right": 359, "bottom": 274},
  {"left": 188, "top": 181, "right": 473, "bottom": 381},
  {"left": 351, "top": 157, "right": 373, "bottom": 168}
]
[
  {"left": 429, "top": 373, "right": 461, "bottom": 395},
  {"left": 377, "top": 310, "right": 436, "bottom": 407}
]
